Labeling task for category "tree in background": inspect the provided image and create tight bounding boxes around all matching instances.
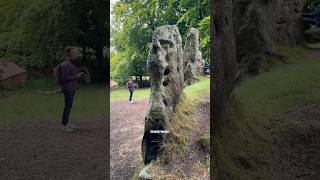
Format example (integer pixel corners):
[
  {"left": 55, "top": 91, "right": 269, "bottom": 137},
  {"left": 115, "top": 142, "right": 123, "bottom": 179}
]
[
  {"left": 77, "top": 0, "right": 109, "bottom": 82},
  {"left": 304, "top": 0, "right": 320, "bottom": 12},
  {"left": 0, "top": 0, "right": 71, "bottom": 74},
  {"left": 0, "top": 0, "right": 109, "bottom": 82},
  {"left": 111, "top": 0, "right": 210, "bottom": 84}
]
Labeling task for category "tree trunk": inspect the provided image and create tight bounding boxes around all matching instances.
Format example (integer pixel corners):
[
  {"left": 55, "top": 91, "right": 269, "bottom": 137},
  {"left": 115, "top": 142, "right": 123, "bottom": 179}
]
[
  {"left": 82, "top": 44, "right": 87, "bottom": 62},
  {"left": 94, "top": 45, "right": 105, "bottom": 82},
  {"left": 211, "top": 0, "right": 238, "bottom": 134},
  {"left": 211, "top": 1, "right": 239, "bottom": 178}
]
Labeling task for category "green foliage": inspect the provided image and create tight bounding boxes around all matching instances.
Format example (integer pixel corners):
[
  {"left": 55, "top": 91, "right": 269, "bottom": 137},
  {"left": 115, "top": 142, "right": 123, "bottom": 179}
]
[
  {"left": 110, "top": 50, "right": 136, "bottom": 83},
  {"left": 111, "top": 0, "right": 210, "bottom": 81},
  {"left": 198, "top": 16, "right": 210, "bottom": 64},
  {"left": 0, "top": 0, "right": 109, "bottom": 81},
  {"left": 0, "top": 0, "right": 67, "bottom": 74},
  {"left": 304, "top": 0, "right": 320, "bottom": 12},
  {"left": 110, "top": 52, "right": 120, "bottom": 79}
]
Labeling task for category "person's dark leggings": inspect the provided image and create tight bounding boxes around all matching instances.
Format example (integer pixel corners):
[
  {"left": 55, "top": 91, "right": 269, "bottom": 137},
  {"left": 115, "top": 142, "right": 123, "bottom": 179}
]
[
  {"left": 62, "top": 90, "right": 75, "bottom": 125},
  {"left": 129, "top": 90, "right": 133, "bottom": 101}
]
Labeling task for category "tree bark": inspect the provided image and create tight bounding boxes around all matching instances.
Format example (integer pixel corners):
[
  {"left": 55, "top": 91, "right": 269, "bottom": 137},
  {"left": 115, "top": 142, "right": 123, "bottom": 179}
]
[
  {"left": 94, "top": 45, "right": 105, "bottom": 82},
  {"left": 82, "top": 44, "right": 87, "bottom": 62},
  {"left": 211, "top": 0, "right": 238, "bottom": 135},
  {"left": 211, "top": 1, "right": 239, "bottom": 178}
]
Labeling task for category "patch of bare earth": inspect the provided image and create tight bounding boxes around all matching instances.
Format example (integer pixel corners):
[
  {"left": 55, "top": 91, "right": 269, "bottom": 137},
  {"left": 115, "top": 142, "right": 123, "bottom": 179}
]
[
  {"left": 270, "top": 104, "right": 320, "bottom": 180},
  {"left": 110, "top": 99, "right": 148, "bottom": 180},
  {"left": 160, "top": 97, "right": 210, "bottom": 179},
  {"left": 0, "top": 117, "right": 108, "bottom": 180}
]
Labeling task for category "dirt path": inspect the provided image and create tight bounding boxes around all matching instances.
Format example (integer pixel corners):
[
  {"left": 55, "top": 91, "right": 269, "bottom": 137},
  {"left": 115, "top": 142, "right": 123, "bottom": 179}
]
[
  {"left": 110, "top": 99, "right": 148, "bottom": 180},
  {"left": 0, "top": 117, "right": 108, "bottom": 180},
  {"left": 269, "top": 104, "right": 320, "bottom": 180}
]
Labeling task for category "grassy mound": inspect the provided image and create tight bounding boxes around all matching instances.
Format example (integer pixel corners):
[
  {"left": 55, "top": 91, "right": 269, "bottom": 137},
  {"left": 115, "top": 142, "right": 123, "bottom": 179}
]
[
  {"left": 133, "top": 77, "right": 210, "bottom": 179},
  {"left": 213, "top": 46, "right": 320, "bottom": 179}
]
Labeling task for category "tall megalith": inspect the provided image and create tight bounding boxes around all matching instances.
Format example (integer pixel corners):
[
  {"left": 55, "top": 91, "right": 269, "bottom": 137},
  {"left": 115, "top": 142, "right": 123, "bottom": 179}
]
[
  {"left": 183, "top": 28, "right": 205, "bottom": 85},
  {"left": 141, "top": 25, "right": 184, "bottom": 165}
]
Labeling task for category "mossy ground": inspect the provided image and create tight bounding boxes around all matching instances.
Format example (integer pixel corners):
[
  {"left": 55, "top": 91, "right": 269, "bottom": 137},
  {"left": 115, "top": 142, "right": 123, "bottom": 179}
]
[{"left": 213, "top": 46, "right": 320, "bottom": 179}]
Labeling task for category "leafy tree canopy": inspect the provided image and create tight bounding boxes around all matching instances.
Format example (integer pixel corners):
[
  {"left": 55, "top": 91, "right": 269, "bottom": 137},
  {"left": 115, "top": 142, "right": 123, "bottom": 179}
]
[
  {"left": 0, "top": 0, "right": 109, "bottom": 82},
  {"left": 111, "top": 0, "right": 210, "bottom": 84},
  {"left": 304, "top": 0, "right": 320, "bottom": 12}
]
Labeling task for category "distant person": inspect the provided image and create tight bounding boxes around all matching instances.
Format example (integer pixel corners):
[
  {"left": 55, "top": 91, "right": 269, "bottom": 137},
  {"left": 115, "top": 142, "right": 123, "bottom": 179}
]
[
  {"left": 127, "top": 77, "right": 136, "bottom": 104},
  {"left": 302, "top": 9, "right": 320, "bottom": 27},
  {"left": 56, "top": 46, "right": 84, "bottom": 132}
]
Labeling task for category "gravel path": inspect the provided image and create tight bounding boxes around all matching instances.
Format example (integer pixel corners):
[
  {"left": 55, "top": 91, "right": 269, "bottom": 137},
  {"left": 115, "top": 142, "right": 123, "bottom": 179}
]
[
  {"left": 0, "top": 118, "right": 108, "bottom": 180},
  {"left": 110, "top": 99, "right": 148, "bottom": 180}
]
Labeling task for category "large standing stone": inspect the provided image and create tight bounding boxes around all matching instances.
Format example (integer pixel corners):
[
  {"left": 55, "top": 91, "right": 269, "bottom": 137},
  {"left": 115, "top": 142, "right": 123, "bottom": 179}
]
[
  {"left": 141, "top": 25, "right": 184, "bottom": 165},
  {"left": 211, "top": 0, "right": 306, "bottom": 131},
  {"left": 183, "top": 28, "right": 205, "bottom": 85},
  {"left": 233, "top": 0, "right": 306, "bottom": 75}
]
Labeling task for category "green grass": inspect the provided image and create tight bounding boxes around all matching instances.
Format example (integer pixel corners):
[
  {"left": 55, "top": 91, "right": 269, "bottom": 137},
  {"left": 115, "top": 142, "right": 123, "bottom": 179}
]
[
  {"left": 0, "top": 78, "right": 107, "bottom": 126},
  {"left": 236, "top": 46, "right": 320, "bottom": 119},
  {"left": 110, "top": 87, "right": 150, "bottom": 101},
  {"left": 158, "top": 76, "right": 211, "bottom": 154},
  {"left": 132, "top": 158, "right": 146, "bottom": 180},
  {"left": 184, "top": 76, "right": 210, "bottom": 100},
  {"left": 111, "top": 76, "right": 210, "bottom": 102},
  {"left": 0, "top": 75, "right": 209, "bottom": 126},
  {"left": 214, "top": 46, "right": 320, "bottom": 179},
  {"left": 199, "top": 133, "right": 210, "bottom": 151},
  {"left": 305, "top": 42, "right": 320, "bottom": 49},
  {"left": 110, "top": 77, "right": 210, "bottom": 101}
]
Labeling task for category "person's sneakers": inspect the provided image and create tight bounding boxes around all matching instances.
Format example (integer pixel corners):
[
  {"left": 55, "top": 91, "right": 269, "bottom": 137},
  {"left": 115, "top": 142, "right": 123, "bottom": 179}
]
[
  {"left": 67, "top": 123, "right": 76, "bottom": 129},
  {"left": 60, "top": 125, "right": 74, "bottom": 133},
  {"left": 130, "top": 101, "right": 135, "bottom": 104}
]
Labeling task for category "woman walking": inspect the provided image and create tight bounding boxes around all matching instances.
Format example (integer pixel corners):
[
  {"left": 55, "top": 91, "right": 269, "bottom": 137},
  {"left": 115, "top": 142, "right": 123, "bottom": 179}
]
[{"left": 127, "top": 77, "right": 136, "bottom": 103}]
